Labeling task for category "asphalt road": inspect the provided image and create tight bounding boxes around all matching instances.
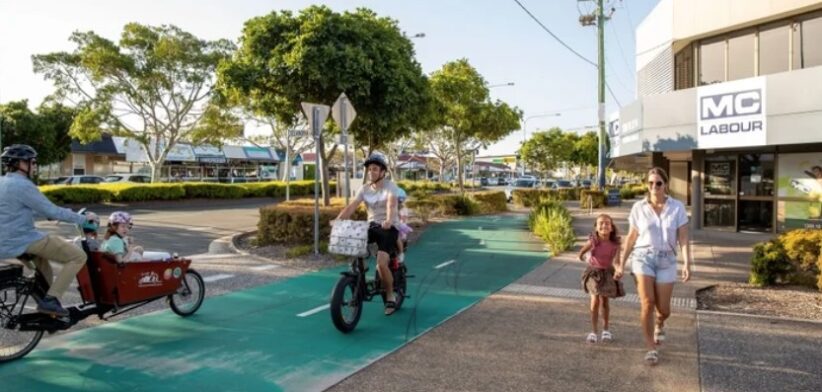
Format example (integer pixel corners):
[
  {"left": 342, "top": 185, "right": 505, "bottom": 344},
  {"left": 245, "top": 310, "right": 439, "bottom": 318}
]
[{"left": 37, "top": 198, "right": 276, "bottom": 256}]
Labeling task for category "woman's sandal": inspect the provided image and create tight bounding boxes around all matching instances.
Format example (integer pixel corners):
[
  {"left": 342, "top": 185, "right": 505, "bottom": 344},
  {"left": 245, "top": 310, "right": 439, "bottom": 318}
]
[
  {"left": 644, "top": 350, "right": 659, "bottom": 365},
  {"left": 384, "top": 300, "right": 397, "bottom": 316}
]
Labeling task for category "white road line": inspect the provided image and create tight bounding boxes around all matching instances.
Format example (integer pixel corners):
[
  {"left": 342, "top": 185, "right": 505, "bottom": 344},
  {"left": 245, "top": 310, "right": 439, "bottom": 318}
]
[
  {"left": 434, "top": 259, "right": 456, "bottom": 269},
  {"left": 297, "top": 304, "right": 330, "bottom": 317},
  {"left": 202, "top": 274, "right": 235, "bottom": 283},
  {"left": 250, "top": 265, "right": 279, "bottom": 271}
]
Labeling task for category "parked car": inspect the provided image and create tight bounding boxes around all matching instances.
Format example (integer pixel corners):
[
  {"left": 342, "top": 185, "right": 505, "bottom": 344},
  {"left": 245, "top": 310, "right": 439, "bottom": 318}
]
[
  {"left": 505, "top": 177, "right": 537, "bottom": 202},
  {"left": 54, "top": 175, "right": 105, "bottom": 185},
  {"left": 479, "top": 177, "right": 489, "bottom": 186},
  {"left": 580, "top": 179, "right": 593, "bottom": 189},
  {"left": 497, "top": 177, "right": 509, "bottom": 186},
  {"left": 552, "top": 180, "right": 575, "bottom": 190},
  {"left": 103, "top": 173, "right": 151, "bottom": 183}
]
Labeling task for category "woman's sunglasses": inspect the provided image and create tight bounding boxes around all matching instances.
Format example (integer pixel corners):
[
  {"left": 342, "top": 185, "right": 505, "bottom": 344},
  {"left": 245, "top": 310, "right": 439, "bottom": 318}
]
[{"left": 648, "top": 181, "right": 664, "bottom": 187}]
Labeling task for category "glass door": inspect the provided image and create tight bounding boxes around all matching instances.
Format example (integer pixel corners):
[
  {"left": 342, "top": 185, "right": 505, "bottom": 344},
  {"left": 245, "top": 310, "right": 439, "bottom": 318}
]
[
  {"left": 704, "top": 155, "right": 737, "bottom": 230},
  {"left": 737, "top": 153, "right": 775, "bottom": 232}
]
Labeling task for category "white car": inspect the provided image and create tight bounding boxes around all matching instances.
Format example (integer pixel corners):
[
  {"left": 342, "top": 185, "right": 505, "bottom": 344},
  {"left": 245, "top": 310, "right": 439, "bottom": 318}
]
[
  {"left": 505, "top": 178, "right": 538, "bottom": 202},
  {"left": 103, "top": 173, "right": 152, "bottom": 183},
  {"left": 55, "top": 175, "right": 105, "bottom": 185}
]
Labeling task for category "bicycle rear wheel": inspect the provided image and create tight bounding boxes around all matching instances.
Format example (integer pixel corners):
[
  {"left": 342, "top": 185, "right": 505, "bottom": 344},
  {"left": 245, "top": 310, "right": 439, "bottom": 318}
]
[{"left": 0, "top": 281, "right": 44, "bottom": 363}]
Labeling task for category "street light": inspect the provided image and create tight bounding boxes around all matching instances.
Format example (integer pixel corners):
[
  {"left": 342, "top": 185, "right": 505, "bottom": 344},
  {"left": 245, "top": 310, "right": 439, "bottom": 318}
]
[
  {"left": 520, "top": 112, "right": 562, "bottom": 176},
  {"left": 488, "top": 82, "right": 515, "bottom": 88}
]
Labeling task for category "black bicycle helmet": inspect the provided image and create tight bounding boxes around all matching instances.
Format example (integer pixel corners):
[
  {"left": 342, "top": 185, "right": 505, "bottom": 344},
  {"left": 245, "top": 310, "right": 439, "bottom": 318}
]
[
  {"left": 363, "top": 153, "right": 388, "bottom": 171},
  {"left": 1, "top": 144, "right": 37, "bottom": 174}
]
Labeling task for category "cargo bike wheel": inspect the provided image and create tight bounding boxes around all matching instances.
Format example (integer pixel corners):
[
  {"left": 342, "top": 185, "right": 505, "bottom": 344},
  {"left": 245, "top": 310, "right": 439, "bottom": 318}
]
[
  {"left": 0, "top": 268, "right": 44, "bottom": 363},
  {"left": 168, "top": 269, "right": 205, "bottom": 317}
]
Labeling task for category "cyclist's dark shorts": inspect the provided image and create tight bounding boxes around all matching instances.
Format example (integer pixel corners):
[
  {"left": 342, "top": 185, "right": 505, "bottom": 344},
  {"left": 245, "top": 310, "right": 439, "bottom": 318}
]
[{"left": 368, "top": 222, "right": 399, "bottom": 255}]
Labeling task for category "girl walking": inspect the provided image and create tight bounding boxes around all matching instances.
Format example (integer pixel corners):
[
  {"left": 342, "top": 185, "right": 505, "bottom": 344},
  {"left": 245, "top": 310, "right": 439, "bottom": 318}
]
[{"left": 578, "top": 214, "right": 624, "bottom": 344}]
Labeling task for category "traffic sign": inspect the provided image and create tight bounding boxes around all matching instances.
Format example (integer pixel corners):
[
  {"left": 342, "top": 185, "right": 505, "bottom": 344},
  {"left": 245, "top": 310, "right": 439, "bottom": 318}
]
[
  {"left": 300, "top": 102, "right": 330, "bottom": 139},
  {"left": 331, "top": 93, "right": 357, "bottom": 131},
  {"left": 288, "top": 129, "right": 310, "bottom": 138}
]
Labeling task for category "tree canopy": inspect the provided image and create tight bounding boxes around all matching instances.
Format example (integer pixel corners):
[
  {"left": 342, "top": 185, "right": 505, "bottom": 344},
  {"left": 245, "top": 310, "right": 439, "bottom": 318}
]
[
  {"left": 428, "top": 59, "right": 521, "bottom": 190},
  {"left": 0, "top": 99, "right": 77, "bottom": 167},
  {"left": 32, "top": 23, "right": 243, "bottom": 181}
]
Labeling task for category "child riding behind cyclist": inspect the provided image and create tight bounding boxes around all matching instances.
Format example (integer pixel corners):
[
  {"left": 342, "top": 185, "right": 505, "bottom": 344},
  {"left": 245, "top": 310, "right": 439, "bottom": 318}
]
[{"left": 395, "top": 188, "right": 412, "bottom": 263}]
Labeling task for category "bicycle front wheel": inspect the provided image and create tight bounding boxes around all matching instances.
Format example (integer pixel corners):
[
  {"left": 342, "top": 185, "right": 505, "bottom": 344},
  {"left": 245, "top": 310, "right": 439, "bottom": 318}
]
[
  {"left": 330, "top": 275, "right": 362, "bottom": 333},
  {"left": 0, "top": 281, "right": 44, "bottom": 363}
]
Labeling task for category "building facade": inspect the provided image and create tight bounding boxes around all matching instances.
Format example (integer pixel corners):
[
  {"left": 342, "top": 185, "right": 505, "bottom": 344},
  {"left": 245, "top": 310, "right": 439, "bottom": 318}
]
[{"left": 613, "top": 0, "right": 822, "bottom": 233}]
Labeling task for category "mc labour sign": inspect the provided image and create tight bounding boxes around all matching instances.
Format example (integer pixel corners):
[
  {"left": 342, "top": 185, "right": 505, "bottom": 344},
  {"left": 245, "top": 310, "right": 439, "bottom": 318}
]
[{"left": 697, "top": 77, "right": 767, "bottom": 149}]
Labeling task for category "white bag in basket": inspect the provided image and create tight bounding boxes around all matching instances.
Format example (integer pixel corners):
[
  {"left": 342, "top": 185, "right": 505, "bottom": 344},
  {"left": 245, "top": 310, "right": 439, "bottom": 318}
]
[{"left": 329, "top": 220, "right": 370, "bottom": 256}]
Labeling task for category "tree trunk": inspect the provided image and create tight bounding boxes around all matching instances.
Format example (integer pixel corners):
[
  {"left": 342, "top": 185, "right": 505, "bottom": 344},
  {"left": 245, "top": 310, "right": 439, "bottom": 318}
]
[
  {"left": 150, "top": 162, "right": 162, "bottom": 183},
  {"left": 456, "top": 143, "right": 464, "bottom": 193}
]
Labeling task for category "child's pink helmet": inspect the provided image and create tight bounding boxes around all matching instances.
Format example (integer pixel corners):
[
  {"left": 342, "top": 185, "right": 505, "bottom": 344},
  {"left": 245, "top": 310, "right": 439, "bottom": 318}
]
[{"left": 108, "top": 211, "right": 133, "bottom": 226}]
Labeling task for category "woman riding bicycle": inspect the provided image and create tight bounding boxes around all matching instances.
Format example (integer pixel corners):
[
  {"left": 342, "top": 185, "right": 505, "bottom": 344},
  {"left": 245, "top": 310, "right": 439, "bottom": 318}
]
[{"left": 335, "top": 153, "right": 401, "bottom": 316}]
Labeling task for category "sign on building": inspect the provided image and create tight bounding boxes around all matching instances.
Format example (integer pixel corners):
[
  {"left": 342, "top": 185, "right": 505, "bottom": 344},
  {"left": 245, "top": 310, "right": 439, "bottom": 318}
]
[{"left": 697, "top": 77, "right": 767, "bottom": 149}]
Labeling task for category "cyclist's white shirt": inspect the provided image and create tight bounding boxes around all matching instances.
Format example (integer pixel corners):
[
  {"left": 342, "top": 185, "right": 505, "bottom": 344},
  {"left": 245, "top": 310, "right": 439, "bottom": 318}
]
[{"left": 355, "top": 180, "right": 400, "bottom": 226}]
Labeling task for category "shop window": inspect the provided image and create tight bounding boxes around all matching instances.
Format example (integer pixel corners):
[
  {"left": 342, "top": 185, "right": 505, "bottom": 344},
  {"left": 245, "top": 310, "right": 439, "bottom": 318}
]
[
  {"left": 705, "top": 158, "right": 736, "bottom": 196},
  {"left": 674, "top": 45, "right": 694, "bottom": 90},
  {"left": 739, "top": 154, "right": 774, "bottom": 197},
  {"left": 699, "top": 38, "right": 726, "bottom": 85},
  {"left": 758, "top": 22, "right": 790, "bottom": 75},
  {"left": 793, "top": 12, "right": 822, "bottom": 69},
  {"left": 728, "top": 30, "right": 755, "bottom": 81}
]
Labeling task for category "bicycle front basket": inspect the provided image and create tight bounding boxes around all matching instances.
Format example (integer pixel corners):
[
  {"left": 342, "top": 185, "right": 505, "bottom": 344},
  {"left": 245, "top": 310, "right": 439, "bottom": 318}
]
[{"left": 328, "top": 220, "right": 370, "bottom": 257}]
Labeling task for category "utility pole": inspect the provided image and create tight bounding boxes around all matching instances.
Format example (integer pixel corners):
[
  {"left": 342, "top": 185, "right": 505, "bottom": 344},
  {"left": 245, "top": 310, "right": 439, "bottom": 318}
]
[{"left": 580, "top": 0, "right": 612, "bottom": 189}]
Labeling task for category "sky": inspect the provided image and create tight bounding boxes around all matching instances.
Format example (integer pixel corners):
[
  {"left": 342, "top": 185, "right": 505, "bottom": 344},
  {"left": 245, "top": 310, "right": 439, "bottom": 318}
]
[{"left": 0, "top": 0, "right": 660, "bottom": 156}]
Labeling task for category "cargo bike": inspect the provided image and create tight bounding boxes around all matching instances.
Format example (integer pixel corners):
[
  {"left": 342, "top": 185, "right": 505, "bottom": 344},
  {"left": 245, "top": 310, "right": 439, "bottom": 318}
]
[{"left": 0, "top": 241, "right": 205, "bottom": 363}]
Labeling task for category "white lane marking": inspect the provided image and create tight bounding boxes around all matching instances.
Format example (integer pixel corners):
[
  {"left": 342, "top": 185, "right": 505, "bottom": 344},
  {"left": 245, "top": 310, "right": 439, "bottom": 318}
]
[
  {"left": 297, "top": 304, "right": 330, "bottom": 317},
  {"left": 202, "top": 274, "right": 235, "bottom": 283},
  {"left": 434, "top": 259, "right": 456, "bottom": 269},
  {"left": 250, "top": 265, "right": 279, "bottom": 271}
]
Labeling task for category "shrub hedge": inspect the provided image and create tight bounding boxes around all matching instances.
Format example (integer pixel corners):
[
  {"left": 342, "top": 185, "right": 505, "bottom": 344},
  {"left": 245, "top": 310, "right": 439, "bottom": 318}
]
[
  {"left": 406, "top": 191, "right": 507, "bottom": 219},
  {"left": 529, "top": 201, "right": 576, "bottom": 256},
  {"left": 39, "top": 180, "right": 330, "bottom": 205},
  {"left": 256, "top": 198, "right": 366, "bottom": 246},
  {"left": 749, "top": 229, "right": 822, "bottom": 291},
  {"left": 512, "top": 188, "right": 583, "bottom": 207}
]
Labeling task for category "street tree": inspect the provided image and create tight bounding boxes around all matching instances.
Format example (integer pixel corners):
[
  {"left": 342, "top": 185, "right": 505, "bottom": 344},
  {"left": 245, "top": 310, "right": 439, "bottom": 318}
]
[
  {"left": 217, "top": 6, "right": 431, "bottom": 205},
  {"left": 33, "top": 23, "right": 243, "bottom": 182},
  {"left": 520, "top": 128, "right": 574, "bottom": 178},
  {"left": 0, "top": 100, "right": 77, "bottom": 169},
  {"left": 429, "top": 59, "right": 521, "bottom": 191}
]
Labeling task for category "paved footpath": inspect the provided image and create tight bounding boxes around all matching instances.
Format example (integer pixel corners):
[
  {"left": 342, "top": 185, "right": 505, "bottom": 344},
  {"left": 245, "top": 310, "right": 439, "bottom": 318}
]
[{"left": 0, "top": 214, "right": 546, "bottom": 392}]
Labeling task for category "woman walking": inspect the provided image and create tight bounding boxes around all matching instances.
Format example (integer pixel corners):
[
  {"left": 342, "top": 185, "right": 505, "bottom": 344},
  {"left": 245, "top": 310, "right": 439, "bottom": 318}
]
[{"left": 620, "top": 167, "right": 692, "bottom": 365}]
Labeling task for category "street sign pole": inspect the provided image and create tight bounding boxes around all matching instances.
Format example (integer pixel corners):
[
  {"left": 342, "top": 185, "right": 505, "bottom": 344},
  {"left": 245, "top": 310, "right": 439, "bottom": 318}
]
[
  {"left": 312, "top": 107, "right": 321, "bottom": 256},
  {"left": 341, "top": 101, "right": 350, "bottom": 205},
  {"left": 331, "top": 93, "right": 357, "bottom": 205},
  {"left": 285, "top": 130, "right": 290, "bottom": 202}
]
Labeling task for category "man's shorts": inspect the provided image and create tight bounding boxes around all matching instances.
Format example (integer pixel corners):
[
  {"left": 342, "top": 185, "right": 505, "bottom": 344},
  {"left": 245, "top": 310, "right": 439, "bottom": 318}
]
[
  {"left": 368, "top": 222, "right": 399, "bottom": 256},
  {"left": 630, "top": 248, "right": 678, "bottom": 284}
]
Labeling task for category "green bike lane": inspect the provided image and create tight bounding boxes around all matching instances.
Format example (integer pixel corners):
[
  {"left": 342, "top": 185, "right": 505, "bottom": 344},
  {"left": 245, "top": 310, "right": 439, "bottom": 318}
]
[{"left": 1, "top": 214, "right": 546, "bottom": 392}]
